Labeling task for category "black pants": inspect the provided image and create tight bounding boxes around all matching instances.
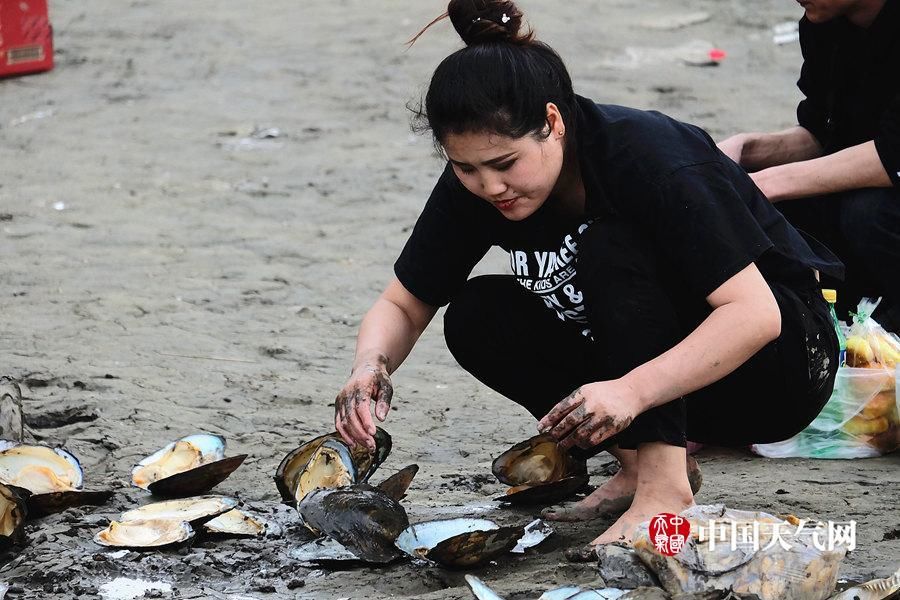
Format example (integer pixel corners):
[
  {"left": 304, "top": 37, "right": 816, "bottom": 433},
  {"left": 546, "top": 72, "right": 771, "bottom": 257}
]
[
  {"left": 778, "top": 187, "right": 900, "bottom": 332},
  {"left": 444, "top": 219, "right": 838, "bottom": 451}
]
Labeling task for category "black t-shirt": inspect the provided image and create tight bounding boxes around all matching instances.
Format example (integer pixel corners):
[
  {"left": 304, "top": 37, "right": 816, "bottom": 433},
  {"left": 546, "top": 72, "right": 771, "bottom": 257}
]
[
  {"left": 395, "top": 97, "right": 843, "bottom": 336},
  {"left": 796, "top": 1, "right": 900, "bottom": 185}
]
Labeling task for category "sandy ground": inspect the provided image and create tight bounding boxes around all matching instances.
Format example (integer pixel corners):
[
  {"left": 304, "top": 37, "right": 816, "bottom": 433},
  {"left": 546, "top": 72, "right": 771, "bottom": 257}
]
[{"left": 0, "top": 0, "right": 898, "bottom": 598}]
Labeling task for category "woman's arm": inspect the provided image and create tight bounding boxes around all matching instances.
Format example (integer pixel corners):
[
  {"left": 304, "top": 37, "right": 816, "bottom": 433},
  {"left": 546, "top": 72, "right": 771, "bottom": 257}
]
[
  {"left": 751, "top": 140, "right": 892, "bottom": 202},
  {"left": 539, "top": 263, "right": 782, "bottom": 448},
  {"left": 621, "top": 263, "right": 781, "bottom": 414},
  {"left": 718, "top": 126, "right": 823, "bottom": 171},
  {"left": 335, "top": 277, "right": 438, "bottom": 450}
]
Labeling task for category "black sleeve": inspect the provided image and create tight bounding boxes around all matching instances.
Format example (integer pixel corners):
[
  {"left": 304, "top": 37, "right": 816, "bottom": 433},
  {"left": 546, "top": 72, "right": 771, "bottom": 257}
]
[
  {"left": 622, "top": 163, "right": 774, "bottom": 298},
  {"left": 796, "top": 18, "right": 830, "bottom": 146},
  {"left": 393, "top": 167, "right": 494, "bottom": 307},
  {"left": 874, "top": 94, "right": 900, "bottom": 186}
]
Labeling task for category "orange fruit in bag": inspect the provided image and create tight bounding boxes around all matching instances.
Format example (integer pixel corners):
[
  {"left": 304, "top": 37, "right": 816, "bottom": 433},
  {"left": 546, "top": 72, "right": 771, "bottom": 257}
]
[
  {"left": 861, "top": 391, "right": 897, "bottom": 419},
  {"left": 843, "top": 415, "right": 890, "bottom": 436}
]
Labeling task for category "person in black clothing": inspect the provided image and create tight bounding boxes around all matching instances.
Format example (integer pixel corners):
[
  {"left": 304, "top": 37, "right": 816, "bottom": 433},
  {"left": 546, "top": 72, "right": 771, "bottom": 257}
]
[
  {"left": 719, "top": 0, "right": 899, "bottom": 331},
  {"left": 334, "top": 0, "right": 840, "bottom": 550}
]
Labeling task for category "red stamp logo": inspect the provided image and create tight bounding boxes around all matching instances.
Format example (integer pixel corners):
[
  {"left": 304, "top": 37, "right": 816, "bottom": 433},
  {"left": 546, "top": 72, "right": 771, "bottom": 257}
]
[{"left": 651, "top": 513, "right": 690, "bottom": 556}]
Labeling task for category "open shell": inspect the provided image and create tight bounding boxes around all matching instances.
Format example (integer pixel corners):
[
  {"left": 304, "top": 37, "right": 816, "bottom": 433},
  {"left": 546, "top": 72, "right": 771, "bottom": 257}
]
[
  {"left": 132, "top": 434, "right": 247, "bottom": 498},
  {"left": 492, "top": 435, "right": 588, "bottom": 505},
  {"left": 0, "top": 441, "right": 112, "bottom": 516},
  {"left": 298, "top": 486, "right": 408, "bottom": 563},
  {"left": 395, "top": 518, "right": 526, "bottom": 569},
  {"left": 0, "top": 483, "right": 28, "bottom": 547},
  {"left": 0, "top": 441, "right": 82, "bottom": 494},
  {"left": 121, "top": 495, "right": 237, "bottom": 526},
  {"left": 94, "top": 518, "right": 194, "bottom": 549},
  {"left": 274, "top": 428, "right": 391, "bottom": 505},
  {"left": 202, "top": 509, "right": 265, "bottom": 537}
]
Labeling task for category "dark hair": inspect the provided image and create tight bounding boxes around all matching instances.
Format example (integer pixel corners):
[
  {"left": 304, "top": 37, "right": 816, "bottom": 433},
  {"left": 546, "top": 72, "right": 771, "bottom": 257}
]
[{"left": 411, "top": 0, "right": 577, "bottom": 149}]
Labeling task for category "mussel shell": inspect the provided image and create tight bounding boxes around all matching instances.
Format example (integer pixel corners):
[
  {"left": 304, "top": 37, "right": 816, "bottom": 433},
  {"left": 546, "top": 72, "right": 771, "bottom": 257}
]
[
  {"left": 495, "top": 473, "right": 590, "bottom": 506},
  {"left": 202, "top": 508, "right": 265, "bottom": 537},
  {"left": 121, "top": 495, "right": 237, "bottom": 526},
  {"left": 274, "top": 428, "right": 391, "bottom": 504},
  {"left": 396, "top": 518, "right": 526, "bottom": 568},
  {"left": 0, "top": 483, "right": 29, "bottom": 547},
  {"left": 147, "top": 454, "right": 247, "bottom": 498},
  {"left": 94, "top": 518, "right": 195, "bottom": 549},
  {"left": 428, "top": 525, "right": 525, "bottom": 569},
  {"left": 491, "top": 434, "right": 583, "bottom": 488},
  {"left": 376, "top": 464, "right": 419, "bottom": 501},
  {"left": 132, "top": 433, "right": 232, "bottom": 492},
  {"left": 298, "top": 485, "right": 408, "bottom": 564},
  {"left": 27, "top": 489, "right": 114, "bottom": 519},
  {"left": 0, "top": 441, "right": 84, "bottom": 493}
]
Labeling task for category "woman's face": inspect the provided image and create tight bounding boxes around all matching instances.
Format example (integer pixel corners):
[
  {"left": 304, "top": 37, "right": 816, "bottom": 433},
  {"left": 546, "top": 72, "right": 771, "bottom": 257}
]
[{"left": 443, "top": 126, "right": 565, "bottom": 221}]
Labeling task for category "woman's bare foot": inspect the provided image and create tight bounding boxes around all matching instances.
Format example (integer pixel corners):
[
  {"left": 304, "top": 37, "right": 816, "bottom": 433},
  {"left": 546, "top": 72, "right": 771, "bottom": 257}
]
[
  {"left": 589, "top": 442, "right": 696, "bottom": 547},
  {"left": 543, "top": 449, "right": 702, "bottom": 522},
  {"left": 591, "top": 442, "right": 694, "bottom": 546}
]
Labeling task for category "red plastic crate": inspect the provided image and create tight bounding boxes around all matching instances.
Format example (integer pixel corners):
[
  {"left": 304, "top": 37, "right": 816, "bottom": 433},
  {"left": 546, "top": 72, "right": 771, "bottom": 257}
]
[{"left": 0, "top": 0, "right": 54, "bottom": 77}]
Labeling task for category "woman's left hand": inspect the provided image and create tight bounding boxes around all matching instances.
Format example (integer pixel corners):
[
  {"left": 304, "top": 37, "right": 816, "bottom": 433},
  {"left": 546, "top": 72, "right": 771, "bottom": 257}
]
[{"left": 537, "top": 380, "right": 641, "bottom": 450}]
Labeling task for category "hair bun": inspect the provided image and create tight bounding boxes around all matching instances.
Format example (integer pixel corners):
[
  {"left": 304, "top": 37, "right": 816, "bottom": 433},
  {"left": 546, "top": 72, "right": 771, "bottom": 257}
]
[{"left": 447, "top": 0, "right": 532, "bottom": 46}]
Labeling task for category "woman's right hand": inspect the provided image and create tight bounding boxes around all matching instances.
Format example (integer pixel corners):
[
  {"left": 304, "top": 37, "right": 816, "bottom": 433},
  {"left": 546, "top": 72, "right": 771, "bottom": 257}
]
[{"left": 334, "top": 358, "right": 394, "bottom": 452}]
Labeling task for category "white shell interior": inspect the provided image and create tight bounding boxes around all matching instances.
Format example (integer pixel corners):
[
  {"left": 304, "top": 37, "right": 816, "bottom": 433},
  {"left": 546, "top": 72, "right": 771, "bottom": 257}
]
[
  {"left": 465, "top": 575, "right": 507, "bottom": 600},
  {"left": 294, "top": 439, "right": 357, "bottom": 503},
  {"left": 94, "top": 518, "right": 194, "bottom": 548},
  {"left": 395, "top": 518, "right": 499, "bottom": 557},
  {"left": 203, "top": 509, "right": 264, "bottom": 536},
  {"left": 120, "top": 496, "right": 237, "bottom": 523},
  {"left": 131, "top": 433, "right": 226, "bottom": 489},
  {"left": 0, "top": 443, "right": 83, "bottom": 494}
]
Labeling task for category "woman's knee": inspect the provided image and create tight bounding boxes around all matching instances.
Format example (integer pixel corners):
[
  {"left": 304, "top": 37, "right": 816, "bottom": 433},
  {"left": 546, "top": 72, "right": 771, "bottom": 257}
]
[{"left": 443, "top": 275, "right": 510, "bottom": 364}]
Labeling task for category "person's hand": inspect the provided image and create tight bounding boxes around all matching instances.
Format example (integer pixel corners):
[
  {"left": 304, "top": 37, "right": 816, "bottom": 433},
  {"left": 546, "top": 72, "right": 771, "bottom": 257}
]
[
  {"left": 334, "top": 359, "right": 393, "bottom": 452},
  {"left": 537, "top": 380, "right": 640, "bottom": 450},
  {"left": 748, "top": 169, "right": 787, "bottom": 202},
  {"left": 717, "top": 134, "right": 747, "bottom": 166}
]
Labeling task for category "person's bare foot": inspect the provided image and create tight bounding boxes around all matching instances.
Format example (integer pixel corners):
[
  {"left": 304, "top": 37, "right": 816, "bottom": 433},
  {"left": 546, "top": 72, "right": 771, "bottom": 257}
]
[
  {"left": 589, "top": 491, "right": 695, "bottom": 546},
  {"left": 542, "top": 467, "right": 636, "bottom": 521},
  {"left": 589, "top": 442, "right": 696, "bottom": 547},
  {"left": 543, "top": 454, "right": 702, "bottom": 522}
]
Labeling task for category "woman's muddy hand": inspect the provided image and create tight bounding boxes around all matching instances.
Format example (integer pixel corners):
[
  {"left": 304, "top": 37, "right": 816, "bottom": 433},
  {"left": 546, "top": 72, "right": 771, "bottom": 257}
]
[
  {"left": 537, "top": 380, "right": 638, "bottom": 450},
  {"left": 334, "top": 358, "right": 393, "bottom": 452}
]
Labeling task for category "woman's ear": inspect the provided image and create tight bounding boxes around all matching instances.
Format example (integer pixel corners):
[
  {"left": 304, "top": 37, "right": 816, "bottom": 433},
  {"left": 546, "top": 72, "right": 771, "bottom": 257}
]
[{"left": 546, "top": 102, "right": 566, "bottom": 138}]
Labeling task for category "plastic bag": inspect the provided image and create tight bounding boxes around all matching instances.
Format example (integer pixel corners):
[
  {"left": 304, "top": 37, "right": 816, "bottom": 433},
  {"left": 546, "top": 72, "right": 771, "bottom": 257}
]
[{"left": 753, "top": 299, "right": 899, "bottom": 459}]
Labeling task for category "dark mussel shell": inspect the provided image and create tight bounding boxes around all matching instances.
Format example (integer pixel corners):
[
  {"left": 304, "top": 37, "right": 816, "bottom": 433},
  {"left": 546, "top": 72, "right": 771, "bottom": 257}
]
[
  {"left": 274, "top": 428, "right": 391, "bottom": 504},
  {"left": 376, "top": 464, "right": 419, "bottom": 502},
  {"left": 147, "top": 454, "right": 248, "bottom": 498},
  {"left": 396, "top": 518, "right": 526, "bottom": 569},
  {"left": 428, "top": 525, "right": 525, "bottom": 569},
  {"left": 492, "top": 434, "right": 587, "bottom": 506},
  {"left": 495, "top": 473, "right": 590, "bottom": 506},
  {"left": 27, "top": 489, "right": 114, "bottom": 519},
  {"left": 298, "top": 485, "right": 408, "bottom": 564}
]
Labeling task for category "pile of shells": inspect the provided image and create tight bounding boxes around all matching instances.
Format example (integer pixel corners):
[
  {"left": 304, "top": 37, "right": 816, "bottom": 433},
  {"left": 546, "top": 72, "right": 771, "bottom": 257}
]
[
  {"left": 94, "top": 495, "right": 264, "bottom": 549},
  {"left": 91, "top": 433, "right": 262, "bottom": 549},
  {"left": 280, "top": 429, "right": 553, "bottom": 569}
]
